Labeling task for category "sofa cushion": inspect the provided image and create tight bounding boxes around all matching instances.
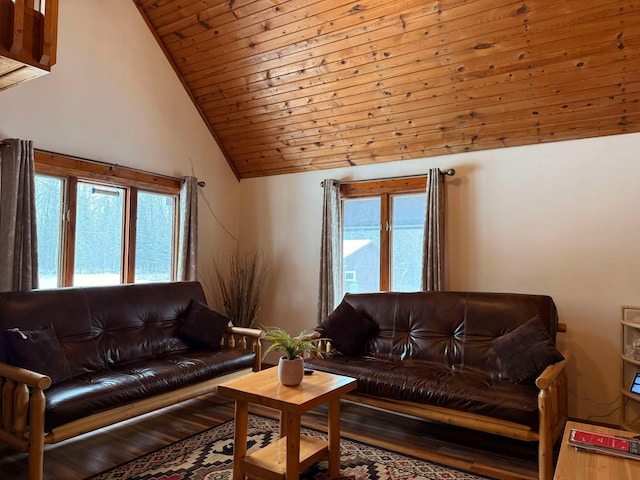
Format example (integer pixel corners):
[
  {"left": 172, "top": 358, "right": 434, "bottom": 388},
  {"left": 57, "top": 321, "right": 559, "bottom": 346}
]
[
  {"left": 316, "top": 299, "right": 378, "bottom": 356},
  {"left": 43, "top": 347, "right": 256, "bottom": 432},
  {"left": 2, "top": 323, "right": 71, "bottom": 384},
  {"left": 491, "top": 315, "right": 564, "bottom": 384},
  {"left": 305, "top": 355, "right": 541, "bottom": 429},
  {"left": 179, "top": 299, "right": 229, "bottom": 349}
]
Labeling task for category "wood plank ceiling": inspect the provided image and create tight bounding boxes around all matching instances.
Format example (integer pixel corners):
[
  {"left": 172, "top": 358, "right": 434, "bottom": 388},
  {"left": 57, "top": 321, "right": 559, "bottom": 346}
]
[{"left": 134, "top": 0, "right": 639, "bottom": 179}]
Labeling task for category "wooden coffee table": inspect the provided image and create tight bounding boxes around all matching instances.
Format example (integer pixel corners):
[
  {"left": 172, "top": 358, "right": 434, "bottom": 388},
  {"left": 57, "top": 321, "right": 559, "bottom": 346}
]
[{"left": 217, "top": 367, "right": 357, "bottom": 480}]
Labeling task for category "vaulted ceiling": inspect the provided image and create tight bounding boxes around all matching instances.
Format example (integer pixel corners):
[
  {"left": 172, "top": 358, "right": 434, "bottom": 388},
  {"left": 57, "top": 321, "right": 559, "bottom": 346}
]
[{"left": 134, "top": 0, "right": 639, "bottom": 179}]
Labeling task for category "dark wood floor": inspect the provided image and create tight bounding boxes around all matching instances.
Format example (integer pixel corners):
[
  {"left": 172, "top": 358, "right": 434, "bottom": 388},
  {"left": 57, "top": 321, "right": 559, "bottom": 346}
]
[{"left": 0, "top": 392, "right": 544, "bottom": 480}]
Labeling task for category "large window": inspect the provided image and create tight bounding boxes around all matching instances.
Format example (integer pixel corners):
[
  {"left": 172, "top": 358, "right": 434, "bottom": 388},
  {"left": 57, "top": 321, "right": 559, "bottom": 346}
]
[
  {"left": 34, "top": 152, "right": 181, "bottom": 288},
  {"left": 341, "top": 178, "right": 426, "bottom": 296}
]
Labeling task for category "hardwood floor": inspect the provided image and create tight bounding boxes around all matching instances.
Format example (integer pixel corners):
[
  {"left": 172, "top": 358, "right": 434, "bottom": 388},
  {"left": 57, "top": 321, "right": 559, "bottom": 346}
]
[{"left": 0, "top": 392, "right": 543, "bottom": 480}]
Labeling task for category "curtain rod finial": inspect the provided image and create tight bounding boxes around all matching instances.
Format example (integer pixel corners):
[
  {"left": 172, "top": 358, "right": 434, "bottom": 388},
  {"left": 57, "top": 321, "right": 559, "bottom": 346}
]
[
  {"left": 197, "top": 181, "right": 206, "bottom": 187},
  {"left": 440, "top": 168, "right": 456, "bottom": 176}
]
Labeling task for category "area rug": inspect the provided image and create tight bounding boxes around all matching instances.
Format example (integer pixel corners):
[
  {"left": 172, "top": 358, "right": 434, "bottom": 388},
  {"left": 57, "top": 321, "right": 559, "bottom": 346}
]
[{"left": 88, "top": 414, "right": 493, "bottom": 480}]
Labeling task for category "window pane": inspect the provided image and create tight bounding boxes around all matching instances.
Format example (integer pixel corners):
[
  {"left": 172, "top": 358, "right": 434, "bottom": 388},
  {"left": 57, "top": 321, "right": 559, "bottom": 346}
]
[
  {"left": 35, "top": 175, "right": 64, "bottom": 288},
  {"left": 390, "top": 194, "right": 426, "bottom": 291},
  {"left": 74, "top": 183, "right": 124, "bottom": 286},
  {"left": 342, "top": 197, "right": 380, "bottom": 295},
  {"left": 135, "top": 191, "right": 176, "bottom": 283}
]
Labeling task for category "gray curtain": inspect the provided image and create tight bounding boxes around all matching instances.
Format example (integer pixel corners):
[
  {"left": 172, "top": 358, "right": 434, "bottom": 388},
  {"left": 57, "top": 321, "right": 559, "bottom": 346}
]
[
  {"left": 178, "top": 176, "right": 198, "bottom": 281},
  {"left": 317, "top": 178, "right": 342, "bottom": 323},
  {"left": 422, "top": 168, "right": 445, "bottom": 291},
  {"left": 0, "top": 139, "right": 38, "bottom": 292}
]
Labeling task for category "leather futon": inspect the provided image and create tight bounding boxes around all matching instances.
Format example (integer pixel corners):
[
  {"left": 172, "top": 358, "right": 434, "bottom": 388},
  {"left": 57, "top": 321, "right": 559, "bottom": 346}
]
[
  {"left": 0, "top": 281, "right": 262, "bottom": 480},
  {"left": 306, "top": 291, "right": 569, "bottom": 480}
]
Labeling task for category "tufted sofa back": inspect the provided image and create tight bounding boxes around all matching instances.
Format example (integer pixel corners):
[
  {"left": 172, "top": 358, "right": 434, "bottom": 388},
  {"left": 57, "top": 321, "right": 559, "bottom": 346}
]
[
  {"left": 343, "top": 291, "right": 558, "bottom": 379},
  {"left": 0, "top": 282, "right": 206, "bottom": 378}
]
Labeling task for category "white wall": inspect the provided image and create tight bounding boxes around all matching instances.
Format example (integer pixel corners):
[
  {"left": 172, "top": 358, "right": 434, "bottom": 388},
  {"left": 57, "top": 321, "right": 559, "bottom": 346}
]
[
  {"left": 239, "top": 132, "right": 640, "bottom": 423},
  {"left": 0, "top": 0, "right": 240, "bottom": 299}
]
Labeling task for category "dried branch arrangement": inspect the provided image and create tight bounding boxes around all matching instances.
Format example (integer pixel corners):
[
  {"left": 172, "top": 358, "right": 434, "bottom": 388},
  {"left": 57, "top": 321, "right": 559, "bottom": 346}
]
[{"left": 212, "top": 249, "right": 272, "bottom": 328}]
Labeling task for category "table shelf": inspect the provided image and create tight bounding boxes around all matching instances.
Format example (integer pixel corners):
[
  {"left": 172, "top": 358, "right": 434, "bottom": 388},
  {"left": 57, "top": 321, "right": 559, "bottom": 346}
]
[{"left": 243, "top": 435, "right": 328, "bottom": 480}]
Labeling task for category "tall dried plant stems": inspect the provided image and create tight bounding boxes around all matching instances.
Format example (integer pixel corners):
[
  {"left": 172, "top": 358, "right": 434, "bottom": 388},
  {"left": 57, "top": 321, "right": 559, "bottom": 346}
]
[{"left": 213, "top": 249, "right": 272, "bottom": 328}]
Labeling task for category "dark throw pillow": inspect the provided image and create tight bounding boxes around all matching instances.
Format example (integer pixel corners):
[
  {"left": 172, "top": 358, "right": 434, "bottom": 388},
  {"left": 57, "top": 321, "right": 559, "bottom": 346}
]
[
  {"left": 491, "top": 316, "right": 564, "bottom": 384},
  {"left": 3, "top": 323, "right": 71, "bottom": 385},
  {"left": 179, "top": 299, "right": 229, "bottom": 350},
  {"left": 316, "top": 299, "right": 378, "bottom": 356}
]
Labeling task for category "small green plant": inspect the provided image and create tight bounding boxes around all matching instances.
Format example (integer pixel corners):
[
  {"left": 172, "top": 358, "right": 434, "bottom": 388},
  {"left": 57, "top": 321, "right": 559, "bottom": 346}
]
[{"left": 261, "top": 325, "right": 326, "bottom": 360}]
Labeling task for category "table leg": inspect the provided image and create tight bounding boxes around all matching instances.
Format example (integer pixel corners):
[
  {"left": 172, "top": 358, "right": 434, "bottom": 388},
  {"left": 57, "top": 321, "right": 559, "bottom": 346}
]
[
  {"left": 327, "top": 397, "right": 341, "bottom": 477},
  {"left": 284, "top": 411, "right": 301, "bottom": 480},
  {"left": 232, "top": 400, "right": 248, "bottom": 480},
  {"left": 280, "top": 409, "right": 288, "bottom": 439}
]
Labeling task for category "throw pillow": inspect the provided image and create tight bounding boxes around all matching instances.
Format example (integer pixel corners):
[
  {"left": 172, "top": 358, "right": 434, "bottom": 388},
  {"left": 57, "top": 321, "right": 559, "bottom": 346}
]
[
  {"left": 491, "top": 315, "right": 564, "bottom": 384},
  {"left": 316, "top": 299, "right": 378, "bottom": 356},
  {"left": 2, "top": 323, "right": 72, "bottom": 385},
  {"left": 179, "top": 299, "right": 229, "bottom": 349}
]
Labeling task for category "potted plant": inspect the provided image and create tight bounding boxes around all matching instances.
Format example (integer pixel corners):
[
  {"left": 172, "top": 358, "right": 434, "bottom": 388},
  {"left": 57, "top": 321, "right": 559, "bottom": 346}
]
[{"left": 261, "top": 326, "right": 325, "bottom": 386}]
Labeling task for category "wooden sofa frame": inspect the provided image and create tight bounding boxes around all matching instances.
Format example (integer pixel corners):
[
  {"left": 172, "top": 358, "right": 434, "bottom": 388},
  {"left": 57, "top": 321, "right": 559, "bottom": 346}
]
[
  {"left": 0, "top": 326, "right": 262, "bottom": 480},
  {"left": 319, "top": 323, "right": 569, "bottom": 480}
]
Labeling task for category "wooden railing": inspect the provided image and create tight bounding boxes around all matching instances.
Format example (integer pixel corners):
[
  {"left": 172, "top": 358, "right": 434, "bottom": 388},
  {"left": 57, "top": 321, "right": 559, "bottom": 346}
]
[
  {"left": 0, "top": 0, "right": 58, "bottom": 91},
  {"left": 4, "top": 0, "right": 58, "bottom": 67}
]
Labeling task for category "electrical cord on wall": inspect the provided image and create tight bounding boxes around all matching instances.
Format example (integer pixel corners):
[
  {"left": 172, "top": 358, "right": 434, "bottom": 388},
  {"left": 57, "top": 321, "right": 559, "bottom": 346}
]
[
  {"left": 569, "top": 388, "right": 622, "bottom": 423},
  {"left": 570, "top": 388, "right": 621, "bottom": 406},
  {"left": 186, "top": 157, "right": 238, "bottom": 244},
  {"left": 585, "top": 405, "right": 621, "bottom": 422},
  {"left": 199, "top": 189, "right": 238, "bottom": 244}
]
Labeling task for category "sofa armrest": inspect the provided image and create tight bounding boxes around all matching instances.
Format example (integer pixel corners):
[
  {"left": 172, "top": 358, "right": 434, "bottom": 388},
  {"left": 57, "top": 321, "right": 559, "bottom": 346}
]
[
  {"left": 227, "top": 326, "right": 263, "bottom": 338},
  {"left": 0, "top": 361, "right": 49, "bottom": 459},
  {"left": 535, "top": 351, "right": 570, "bottom": 390},
  {"left": 535, "top": 350, "right": 570, "bottom": 480},
  {"left": 225, "top": 326, "right": 263, "bottom": 371},
  {"left": 0, "top": 362, "right": 52, "bottom": 390}
]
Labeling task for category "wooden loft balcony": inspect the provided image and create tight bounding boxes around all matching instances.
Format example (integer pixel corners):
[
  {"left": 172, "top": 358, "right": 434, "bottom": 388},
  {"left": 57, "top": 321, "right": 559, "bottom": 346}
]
[{"left": 0, "top": 0, "right": 57, "bottom": 92}]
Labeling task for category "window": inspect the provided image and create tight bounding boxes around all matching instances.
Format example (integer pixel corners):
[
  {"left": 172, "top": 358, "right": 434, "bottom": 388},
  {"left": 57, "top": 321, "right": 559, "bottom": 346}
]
[
  {"left": 34, "top": 152, "right": 181, "bottom": 288},
  {"left": 135, "top": 191, "right": 177, "bottom": 283},
  {"left": 74, "top": 183, "right": 125, "bottom": 286},
  {"left": 341, "top": 178, "right": 426, "bottom": 296},
  {"left": 35, "top": 175, "right": 64, "bottom": 289}
]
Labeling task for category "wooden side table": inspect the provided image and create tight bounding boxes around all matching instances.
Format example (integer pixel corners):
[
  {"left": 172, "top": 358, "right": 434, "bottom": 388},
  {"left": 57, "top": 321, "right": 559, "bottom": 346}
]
[
  {"left": 554, "top": 421, "right": 640, "bottom": 479},
  {"left": 217, "top": 367, "right": 357, "bottom": 480}
]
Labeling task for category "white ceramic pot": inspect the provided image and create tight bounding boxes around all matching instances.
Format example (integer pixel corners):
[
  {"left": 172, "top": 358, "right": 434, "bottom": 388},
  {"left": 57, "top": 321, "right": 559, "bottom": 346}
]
[{"left": 278, "top": 356, "right": 304, "bottom": 386}]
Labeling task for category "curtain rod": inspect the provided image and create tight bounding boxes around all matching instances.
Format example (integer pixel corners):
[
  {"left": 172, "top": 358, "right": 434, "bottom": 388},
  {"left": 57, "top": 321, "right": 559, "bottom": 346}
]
[
  {"left": 0, "top": 140, "right": 207, "bottom": 187},
  {"left": 0, "top": 146, "right": 207, "bottom": 187},
  {"left": 321, "top": 168, "right": 455, "bottom": 187},
  {"left": 34, "top": 148, "right": 188, "bottom": 183}
]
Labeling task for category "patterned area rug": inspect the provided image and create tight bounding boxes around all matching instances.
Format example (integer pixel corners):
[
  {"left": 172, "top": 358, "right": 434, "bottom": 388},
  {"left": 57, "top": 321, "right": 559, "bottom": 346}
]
[{"left": 88, "top": 414, "right": 493, "bottom": 480}]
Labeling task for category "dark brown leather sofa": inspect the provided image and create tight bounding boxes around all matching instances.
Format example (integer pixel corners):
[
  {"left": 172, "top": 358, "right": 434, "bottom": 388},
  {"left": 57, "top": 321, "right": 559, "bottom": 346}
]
[
  {"left": 306, "top": 291, "right": 569, "bottom": 480},
  {"left": 0, "top": 281, "right": 262, "bottom": 480}
]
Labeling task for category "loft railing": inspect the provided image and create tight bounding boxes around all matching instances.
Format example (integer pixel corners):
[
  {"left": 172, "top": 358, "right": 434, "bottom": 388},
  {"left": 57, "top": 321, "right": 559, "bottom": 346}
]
[{"left": 4, "top": 0, "right": 58, "bottom": 68}]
